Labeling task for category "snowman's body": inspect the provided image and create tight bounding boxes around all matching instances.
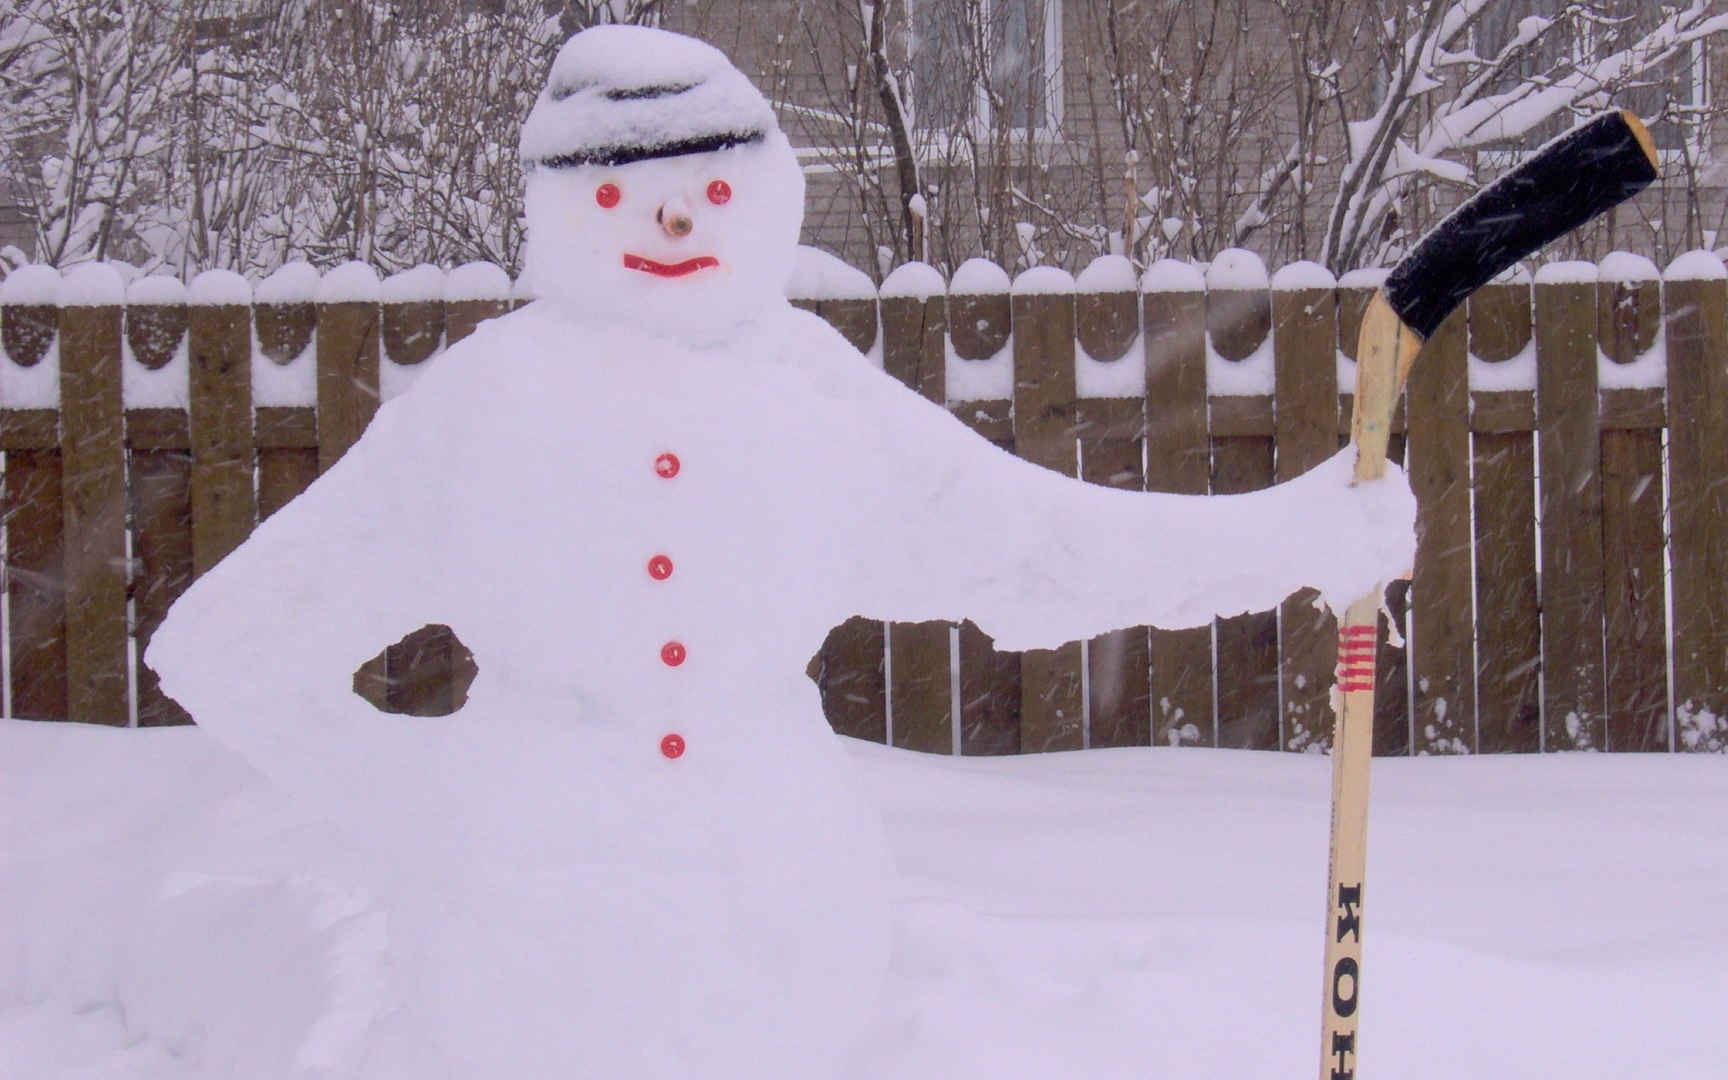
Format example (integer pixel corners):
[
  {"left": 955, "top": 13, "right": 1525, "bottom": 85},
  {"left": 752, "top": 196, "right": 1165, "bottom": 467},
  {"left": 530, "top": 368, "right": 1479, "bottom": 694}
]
[{"left": 147, "top": 25, "right": 1415, "bottom": 1079}]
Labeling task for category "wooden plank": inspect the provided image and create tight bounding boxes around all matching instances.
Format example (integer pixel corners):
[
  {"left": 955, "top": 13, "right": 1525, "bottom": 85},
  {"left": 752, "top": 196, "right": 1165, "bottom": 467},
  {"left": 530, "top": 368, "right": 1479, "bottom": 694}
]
[
  {"left": 1012, "top": 286, "right": 1083, "bottom": 753},
  {"left": 1209, "top": 271, "right": 1277, "bottom": 751},
  {"left": 820, "top": 297, "right": 880, "bottom": 356},
  {"left": 877, "top": 291, "right": 950, "bottom": 752},
  {"left": 256, "top": 407, "right": 318, "bottom": 522},
  {"left": 380, "top": 299, "right": 454, "bottom": 717},
  {"left": 810, "top": 616, "right": 887, "bottom": 744},
  {"left": 382, "top": 299, "right": 444, "bottom": 367},
  {"left": 189, "top": 304, "right": 256, "bottom": 575},
  {"left": 129, "top": 444, "right": 194, "bottom": 726},
  {"left": 1079, "top": 396, "right": 1150, "bottom": 748},
  {"left": 1467, "top": 281, "right": 1540, "bottom": 754},
  {"left": 125, "top": 408, "right": 191, "bottom": 451},
  {"left": 1600, "top": 428, "right": 1667, "bottom": 750},
  {"left": 126, "top": 304, "right": 186, "bottom": 372},
  {"left": 1598, "top": 271, "right": 1667, "bottom": 751},
  {"left": 1206, "top": 396, "right": 1274, "bottom": 437},
  {"left": 446, "top": 298, "right": 511, "bottom": 346},
  {"left": 1211, "top": 435, "right": 1279, "bottom": 750},
  {"left": 1406, "top": 307, "right": 1475, "bottom": 753},
  {"left": 1472, "top": 429, "right": 1540, "bottom": 753},
  {"left": 955, "top": 397, "right": 1021, "bottom": 756},
  {"left": 1535, "top": 276, "right": 1605, "bottom": 751},
  {"left": 2, "top": 303, "right": 56, "bottom": 369},
  {"left": 1272, "top": 281, "right": 1339, "bottom": 753},
  {"left": 1, "top": 408, "right": 58, "bottom": 450},
  {"left": 1470, "top": 390, "right": 1535, "bottom": 434},
  {"left": 1664, "top": 273, "right": 1728, "bottom": 751},
  {"left": 316, "top": 299, "right": 380, "bottom": 473},
  {"left": 4, "top": 449, "right": 66, "bottom": 719},
  {"left": 1143, "top": 286, "right": 1212, "bottom": 747},
  {"left": 59, "top": 303, "right": 129, "bottom": 725},
  {"left": 256, "top": 298, "right": 320, "bottom": 524}
]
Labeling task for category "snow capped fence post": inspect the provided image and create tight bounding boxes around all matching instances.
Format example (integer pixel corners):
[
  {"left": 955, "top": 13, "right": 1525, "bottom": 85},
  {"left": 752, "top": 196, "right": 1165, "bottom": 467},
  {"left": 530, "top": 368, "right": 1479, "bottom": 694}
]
[
  {"left": 57, "top": 266, "right": 130, "bottom": 727},
  {"left": 314, "top": 263, "right": 382, "bottom": 473},
  {"left": 125, "top": 275, "right": 194, "bottom": 728},
  {"left": 1406, "top": 295, "right": 1474, "bottom": 755},
  {"left": 1140, "top": 260, "right": 1213, "bottom": 749},
  {"left": 1270, "top": 262, "right": 1341, "bottom": 754},
  {"left": 2, "top": 267, "right": 68, "bottom": 722},
  {"left": 1535, "top": 263, "right": 1607, "bottom": 752},
  {"left": 1204, "top": 251, "right": 1279, "bottom": 751},
  {"left": 1011, "top": 266, "right": 1083, "bottom": 754},
  {"left": 1663, "top": 253, "right": 1728, "bottom": 752},
  {"left": 1075, "top": 255, "right": 1151, "bottom": 749},
  {"left": 1467, "top": 274, "right": 1540, "bottom": 754},
  {"left": 878, "top": 263, "right": 951, "bottom": 755},
  {"left": 1596, "top": 257, "right": 1667, "bottom": 751},
  {"left": 252, "top": 266, "right": 320, "bottom": 522},
  {"left": 1338, "top": 271, "right": 1411, "bottom": 756}
]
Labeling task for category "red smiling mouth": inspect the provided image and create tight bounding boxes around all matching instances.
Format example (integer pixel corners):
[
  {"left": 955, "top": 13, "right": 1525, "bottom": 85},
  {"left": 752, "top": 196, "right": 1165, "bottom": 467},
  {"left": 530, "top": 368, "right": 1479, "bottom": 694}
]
[{"left": 623, "top": 254, "right": 720, "bottom": 277}]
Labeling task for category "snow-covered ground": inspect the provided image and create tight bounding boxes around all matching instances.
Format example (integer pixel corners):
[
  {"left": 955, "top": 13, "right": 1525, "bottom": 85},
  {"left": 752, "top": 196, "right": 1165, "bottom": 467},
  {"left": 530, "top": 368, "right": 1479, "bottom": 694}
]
[{"left": 4, "top": 718, "right": 1723, "bottom": 1078}]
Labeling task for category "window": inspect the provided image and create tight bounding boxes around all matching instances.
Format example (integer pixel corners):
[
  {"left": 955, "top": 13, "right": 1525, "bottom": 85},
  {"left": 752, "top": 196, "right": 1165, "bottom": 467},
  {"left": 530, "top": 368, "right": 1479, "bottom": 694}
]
[{"left": 909, "top": 0, "right": 1062, "bottom": 133}]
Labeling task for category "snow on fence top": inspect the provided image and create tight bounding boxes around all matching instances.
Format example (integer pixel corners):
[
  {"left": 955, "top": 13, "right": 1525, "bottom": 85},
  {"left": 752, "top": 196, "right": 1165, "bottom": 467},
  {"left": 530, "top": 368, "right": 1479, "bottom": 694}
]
[
  {"left": 445, "top": 262, "right": 513, "bottom": 302},
  {"left": 187, "top": 270, "right": 251, "bottom": 306},
  {"left": 256, "top": 262, "right": 322, "bottom": 304},
  {"left": 0, "top": 251, "right": 1713, "bottom": 406}
]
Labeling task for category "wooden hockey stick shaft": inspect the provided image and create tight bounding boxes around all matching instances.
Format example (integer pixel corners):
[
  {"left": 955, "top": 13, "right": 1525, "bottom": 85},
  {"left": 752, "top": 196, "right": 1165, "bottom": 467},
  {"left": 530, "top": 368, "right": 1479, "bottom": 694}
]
[{"left": 1317, "top": 109, "right": 1659, "bottom": 1080}]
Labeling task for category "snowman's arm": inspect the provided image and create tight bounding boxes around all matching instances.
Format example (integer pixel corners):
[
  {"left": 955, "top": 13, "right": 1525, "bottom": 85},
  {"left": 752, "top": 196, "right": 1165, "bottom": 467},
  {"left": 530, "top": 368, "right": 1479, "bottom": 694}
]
[
  {"left": 848, "top": 382, "right": 1415, "bottom": 653},
  {"left": 144, "top": 394, "right": 460, "bottom": 787}
]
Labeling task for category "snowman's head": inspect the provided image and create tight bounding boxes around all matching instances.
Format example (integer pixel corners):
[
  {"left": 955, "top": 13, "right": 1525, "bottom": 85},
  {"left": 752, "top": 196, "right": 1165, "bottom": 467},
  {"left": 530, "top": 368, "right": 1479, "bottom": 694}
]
[{"left": 519, "top": 26, "right": 804, "bottom": 340}]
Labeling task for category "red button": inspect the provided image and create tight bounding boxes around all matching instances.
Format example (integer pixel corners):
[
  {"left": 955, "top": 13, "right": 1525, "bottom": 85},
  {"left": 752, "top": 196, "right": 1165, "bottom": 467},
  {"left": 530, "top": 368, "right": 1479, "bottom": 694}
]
[
  {"left": 654, "top": 453, "right": 680, "bottom": 479},
  {"left": 660, "top": 733, "right": 686, "bottom": 759},
  {"left": 660, "top": 641, "right": 687, "bottom": 667},
  {"left": 648, "top": 554, "right": 674, "bottom": 581}
]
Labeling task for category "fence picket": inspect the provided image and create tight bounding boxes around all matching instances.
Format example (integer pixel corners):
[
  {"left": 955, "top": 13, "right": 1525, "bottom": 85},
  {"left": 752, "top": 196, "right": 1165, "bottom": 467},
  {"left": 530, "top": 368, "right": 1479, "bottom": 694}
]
[
  {"left": 880, "top": 289, "right": 952, "bottom": 753},
  {"left": 1142, "top": 278, "right": 1212, "bottom": 747},
  {"left": 255, "top": 297, "right": 319, "bottom": 522},
  {"left": 1272, "top": 274, "right": 1339, "bottom": 753},
  {"left": 1207, "top": 260, "right": 1278, "bottom": 751},
  {"left": 1535, "top": 273, "right": 1606, "bottom": 751},
  {"left": 1075, "top": 272, "right": 1149, "bottom": 748},
  {"left": 1013, "top": 282, "right": 1084, "bottom": 753},
  {"left": 59, "top": 297, "right": 129, "bottom": 726},
  {"left": 1469, "top": 282, "right": 1541, "bottom": 754},
  {"left": 1407, "top": 307, "right": 1475, "bottom": 753},
  {"left": 947, "top": 283, "right": 1020, "bottom": 756},
  {"left": 4, "top": 445, "right": 65, "bottom": 720},
  {"left": 1665, "top": 268, "right": 1728, "bottom": 751},
  {"left": 1597, "top": 272, "right": 1667, "bottom": 751},
  {"left": 316, "top": 296, "right": 380, "bottom": 473},
  {"left": 127, "top": 415, "right": 193, "bottom": 727}
]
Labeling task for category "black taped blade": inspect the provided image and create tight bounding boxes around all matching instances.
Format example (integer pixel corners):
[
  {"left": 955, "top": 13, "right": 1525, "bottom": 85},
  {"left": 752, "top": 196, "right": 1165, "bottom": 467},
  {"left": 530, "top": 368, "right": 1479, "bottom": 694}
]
[{"left": 1384, "top": 111, "right": 1659, "bottom": 339}]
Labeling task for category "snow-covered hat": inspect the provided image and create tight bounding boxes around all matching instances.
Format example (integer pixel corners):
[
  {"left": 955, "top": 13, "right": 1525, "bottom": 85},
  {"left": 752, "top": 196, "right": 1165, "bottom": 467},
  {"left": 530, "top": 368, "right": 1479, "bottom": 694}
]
[{"left": 519, "top": 25, "right": 778, "bottom": 171}]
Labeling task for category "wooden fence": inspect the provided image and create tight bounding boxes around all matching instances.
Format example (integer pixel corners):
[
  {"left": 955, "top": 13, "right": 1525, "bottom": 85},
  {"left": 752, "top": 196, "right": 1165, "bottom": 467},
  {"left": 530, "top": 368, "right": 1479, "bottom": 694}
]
[{"left": 2, "top": 253, "right": 1725, "bottom": 755}]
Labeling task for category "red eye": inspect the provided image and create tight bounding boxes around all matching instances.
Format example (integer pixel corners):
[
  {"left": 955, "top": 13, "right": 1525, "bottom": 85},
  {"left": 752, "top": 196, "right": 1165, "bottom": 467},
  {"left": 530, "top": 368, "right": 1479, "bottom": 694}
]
[
  {"left": 596, "top": 183, "right": 621, "bottom": 209},
  {"left": 706, "top": 179, "right": 731, "bottom": 206}
]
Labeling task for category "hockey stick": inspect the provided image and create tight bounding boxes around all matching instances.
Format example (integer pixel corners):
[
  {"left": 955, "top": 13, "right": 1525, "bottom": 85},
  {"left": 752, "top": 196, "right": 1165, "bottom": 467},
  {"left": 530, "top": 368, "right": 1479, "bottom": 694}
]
[{"left": 1321, "top": 109, "right": 1659, "bottom": 1080}]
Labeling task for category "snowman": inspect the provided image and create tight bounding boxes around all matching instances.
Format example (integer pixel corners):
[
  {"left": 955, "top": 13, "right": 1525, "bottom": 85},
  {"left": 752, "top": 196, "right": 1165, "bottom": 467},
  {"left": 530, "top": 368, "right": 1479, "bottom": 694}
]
[{"left": 148, "top": 24, "right": 1414, "bottom": 1079}]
